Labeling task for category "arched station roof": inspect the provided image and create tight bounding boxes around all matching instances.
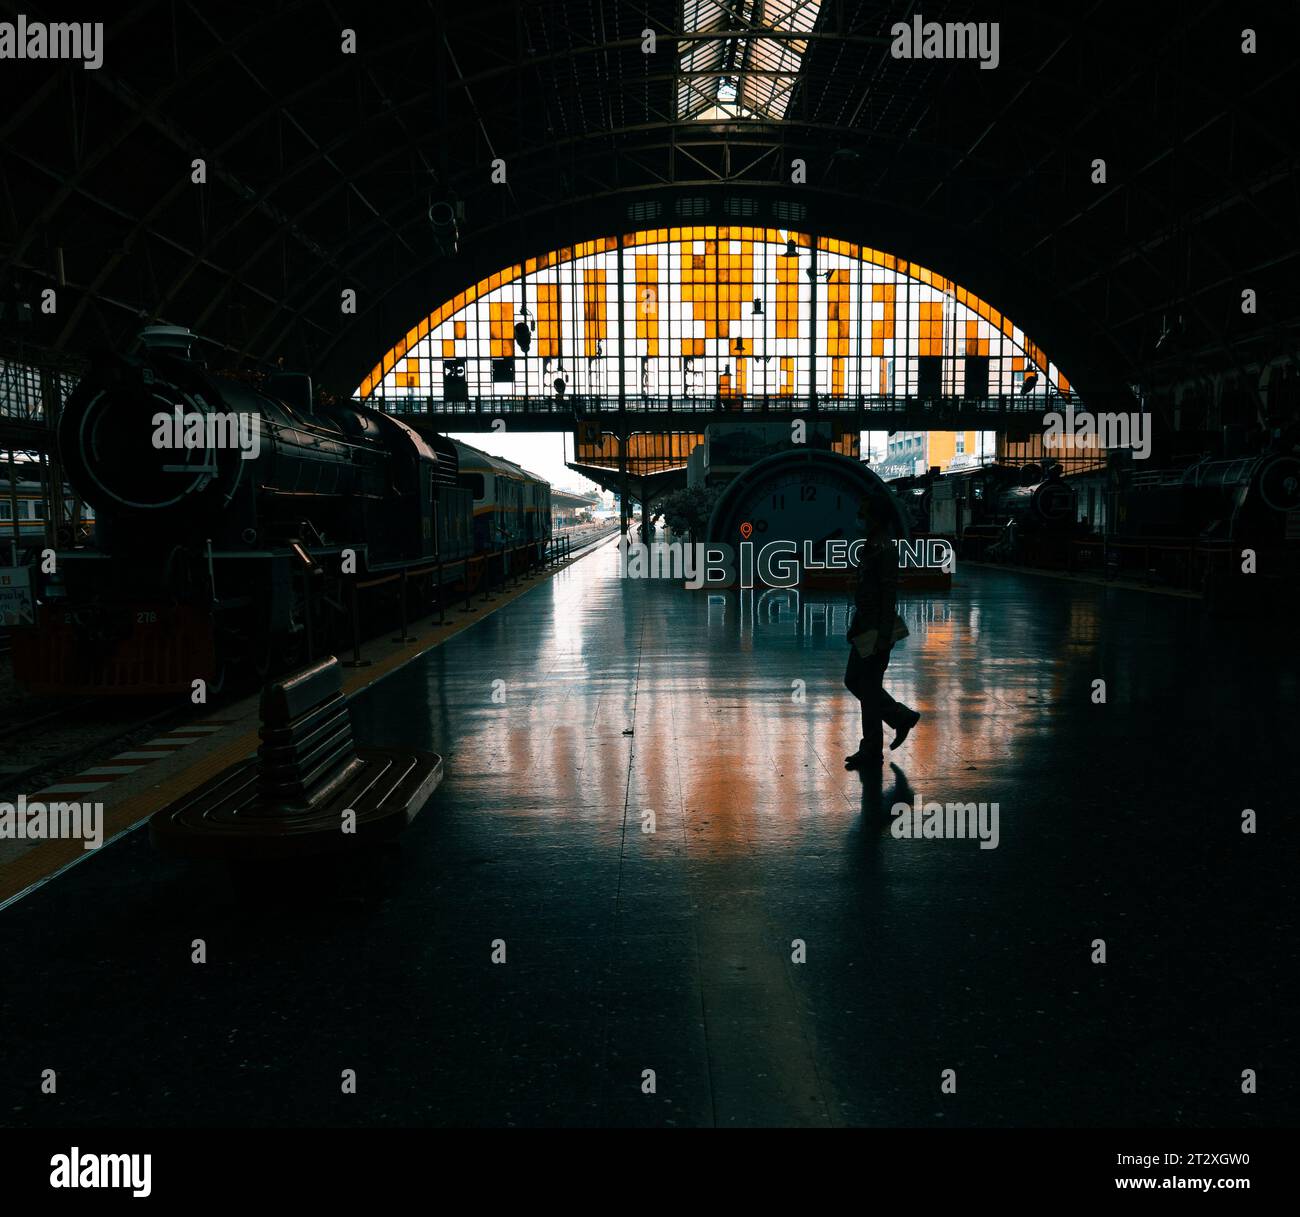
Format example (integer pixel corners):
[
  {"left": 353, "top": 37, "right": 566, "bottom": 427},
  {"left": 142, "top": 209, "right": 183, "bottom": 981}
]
[
  {"left": 358, "top": 226, "right": 1073, "bottom": 406},
  {"left": 0, "top": 1, "right": 1294, "bottom": 409}
]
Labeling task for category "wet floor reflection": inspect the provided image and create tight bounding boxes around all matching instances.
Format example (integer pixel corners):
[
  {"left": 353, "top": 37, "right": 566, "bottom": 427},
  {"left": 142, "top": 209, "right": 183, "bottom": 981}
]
[
  {"left": 2, "top": 551, "right": 1292, "bottom": 1127},
  {"left": 333, "top": 544, "right": 1296, "bottom": 1126}
]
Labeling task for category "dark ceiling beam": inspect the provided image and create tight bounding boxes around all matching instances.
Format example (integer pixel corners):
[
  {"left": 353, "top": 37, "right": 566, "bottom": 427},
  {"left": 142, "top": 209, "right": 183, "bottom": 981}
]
[
  {"left": 1107, "top": 248, "right": 1300, "bottom": 331},
  {"left": 231, "top": 6, "right": 545, "bottom": 361},
  {"left": 1019, "top": 58, "right": 1293, "bottom": 264},
  {"left": 673, "top": 144, "right": 728, "bottom": 182},
  {"left": 0, "top": 0, "right": 322, "bottom": 280},
  {"left": 2, "top": 248, "right": 322, "bottom": 360},
  {"left": 1, "top": 143, "right": 294, "bottom": 319},
  {"left": 966, "top": 2, "right": 1223, "bottom": 231},
  {"left": 917, "top": 5, "right": 1099, "bottom": 212},
  {"left": 1060, "top": 159, "right": 1298, "bottom": 296},
  {"left": 49, "top": 63, "right": 349, "bottom": 351},
  {"left": 1004, "top": 52, "right": 1296, "bottom": 403},
  {"left": 159, "top": 103, "right": 444, "bottom": 333},
  {"left": 186, "top": 1, "right": 415, "bottom": 256},
  {"left": 74, "top": 20, "right": 448, "bottom": 338}
]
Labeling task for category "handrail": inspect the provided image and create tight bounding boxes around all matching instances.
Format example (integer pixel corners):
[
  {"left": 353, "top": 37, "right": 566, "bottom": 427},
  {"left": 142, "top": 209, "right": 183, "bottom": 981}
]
[{"left": 371, "top": 392, "right": 1067, "bottom": 417}]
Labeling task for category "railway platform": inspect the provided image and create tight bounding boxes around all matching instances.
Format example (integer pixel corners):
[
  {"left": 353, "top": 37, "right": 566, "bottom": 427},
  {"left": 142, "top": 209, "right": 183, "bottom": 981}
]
[{"left": 1, "top": 538, "right": 1293, "bottom": 1128}]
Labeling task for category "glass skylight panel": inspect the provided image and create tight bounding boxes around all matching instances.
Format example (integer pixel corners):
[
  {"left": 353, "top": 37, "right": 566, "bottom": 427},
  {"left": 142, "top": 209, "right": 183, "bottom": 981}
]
[{"left": 677, "top": 0, "right": 822, "bottom": 122}]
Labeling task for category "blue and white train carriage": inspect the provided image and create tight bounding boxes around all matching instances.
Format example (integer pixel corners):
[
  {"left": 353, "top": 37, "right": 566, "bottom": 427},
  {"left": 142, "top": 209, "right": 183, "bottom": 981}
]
[{"left": 451, "top": 440, "right": 552, "bottom": 552}]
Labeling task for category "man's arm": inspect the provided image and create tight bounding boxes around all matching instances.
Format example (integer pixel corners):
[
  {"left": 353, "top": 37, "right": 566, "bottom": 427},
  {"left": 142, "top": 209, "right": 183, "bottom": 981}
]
[
  {"left": 878, "top": 544, "right": 898, "bottom": 628},
  {"left": 868, "top": 544, "right": 899, "bottom": 653},
  {"left": 848, "top": 550, "right": 876, "bottom": 638}
]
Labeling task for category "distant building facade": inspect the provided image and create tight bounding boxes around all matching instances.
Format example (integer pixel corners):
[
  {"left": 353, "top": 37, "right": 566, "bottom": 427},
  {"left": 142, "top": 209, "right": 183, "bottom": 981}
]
[{"left": 874, "top": 429, "right": 993, "bottom": 480}]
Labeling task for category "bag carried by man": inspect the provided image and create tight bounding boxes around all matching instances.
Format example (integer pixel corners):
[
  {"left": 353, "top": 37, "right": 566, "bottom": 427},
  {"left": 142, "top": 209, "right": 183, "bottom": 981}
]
[{"left": 851, "top": 612, "right": 910, "bottom": 658}]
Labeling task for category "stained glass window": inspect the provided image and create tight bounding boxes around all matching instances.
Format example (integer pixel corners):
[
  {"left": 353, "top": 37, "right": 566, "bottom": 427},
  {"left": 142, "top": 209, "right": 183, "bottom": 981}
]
[{"left": 358, "top": 227, "right": 1074, "bottom": 410}]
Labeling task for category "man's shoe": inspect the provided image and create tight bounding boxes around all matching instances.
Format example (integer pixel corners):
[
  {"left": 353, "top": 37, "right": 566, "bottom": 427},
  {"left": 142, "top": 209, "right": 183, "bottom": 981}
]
[
  {"left": 890, "top": 708, "right": 921, "bottom": 750},
  {"left": 845, "top": 743, "right": 881, "bottom": 770}
]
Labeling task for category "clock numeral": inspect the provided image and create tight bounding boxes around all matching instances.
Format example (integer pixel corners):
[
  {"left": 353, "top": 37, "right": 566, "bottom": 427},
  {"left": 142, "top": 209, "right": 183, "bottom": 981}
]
[
  {"left": 770, "top": 494, "right": 785, "bottom": 510},
  {"left": 799, "top": 484, "right": 817, "bottom": 502}
]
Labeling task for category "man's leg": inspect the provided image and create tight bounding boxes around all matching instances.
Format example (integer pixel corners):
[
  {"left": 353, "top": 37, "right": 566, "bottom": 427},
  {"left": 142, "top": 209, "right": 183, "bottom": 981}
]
[
  {"left": 876, "top": 646, "right": 906, "bottom": 728},
  {"left": 844, "top": 647, "right": 864, "bottom": 750},
  {"left": 844, "top": 648, "right": 883, "bottom": 765},
  {"left": 876, "top": 645, "right": 922, "bottom": 748},
  {"left": 858, "top": 651, "right": 888, "bottom": 756}
]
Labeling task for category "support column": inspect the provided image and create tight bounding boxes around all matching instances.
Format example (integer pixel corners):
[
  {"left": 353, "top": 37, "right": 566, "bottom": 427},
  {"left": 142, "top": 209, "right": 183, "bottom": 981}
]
[
  {"left": 40, "top": 368, "right": 65, "bottom": 545},
  {"left": 809, "top": 236, "right": 818, "bottom": 416},
  {"left": 7, "top": 450, "right": 19, "bottom": 564},
  {"left": 617, "top": 234, "right": 628, "bottom": 535},
  {"left": 640, "top": 478, "right": 652, "bottom": 537},
  {"left": 37, "top": 449, "right": 52, "bottom": 550},
  {"left": 619, "top": 427, "right": 629, "bottom": 535}
]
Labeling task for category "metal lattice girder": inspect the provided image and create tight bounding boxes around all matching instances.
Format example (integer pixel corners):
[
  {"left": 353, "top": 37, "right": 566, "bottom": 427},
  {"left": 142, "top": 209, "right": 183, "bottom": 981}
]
[{"left": 0, "top": 0, "right": 1293, "bottom": 407}]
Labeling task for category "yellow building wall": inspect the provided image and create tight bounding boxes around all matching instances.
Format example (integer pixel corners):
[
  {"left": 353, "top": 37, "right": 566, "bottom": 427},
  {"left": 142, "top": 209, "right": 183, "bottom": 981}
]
[{"left": 923, "top": 431, "right": 979, "bottom": 472}]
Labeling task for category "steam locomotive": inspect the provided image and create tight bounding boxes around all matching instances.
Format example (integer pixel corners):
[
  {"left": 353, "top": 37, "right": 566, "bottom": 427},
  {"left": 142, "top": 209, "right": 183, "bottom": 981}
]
[
  {"left": 11, "top": 327, "right": 551, "bottom": 694},
  {"left": 888, "top": 438, "right": 1299, "bottom": 575},
  {"left": 1119, "top": 450, "right": 1300, "bottom": 543},
  {"left": 889, "top": 462, "right": 1081, "bottom": 545}
]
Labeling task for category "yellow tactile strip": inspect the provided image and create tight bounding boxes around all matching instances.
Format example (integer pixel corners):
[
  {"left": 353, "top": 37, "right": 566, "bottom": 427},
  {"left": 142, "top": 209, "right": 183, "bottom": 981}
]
[
  {"left": 0, "top": 543, "right": 609, "bottom": 909},
  {"left": 0, "top": 721, "right": 239, "bottom": 875}
]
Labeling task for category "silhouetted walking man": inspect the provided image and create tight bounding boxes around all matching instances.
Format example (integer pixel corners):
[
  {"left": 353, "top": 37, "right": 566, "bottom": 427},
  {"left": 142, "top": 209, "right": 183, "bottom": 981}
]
[{"left": 844, "top": 502, "right": 921, "bottom": 770}]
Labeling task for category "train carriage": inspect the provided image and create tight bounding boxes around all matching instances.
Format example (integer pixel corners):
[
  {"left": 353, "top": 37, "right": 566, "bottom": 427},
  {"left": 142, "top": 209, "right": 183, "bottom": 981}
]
[
  {"left": 8, "top": 329, "right": 553, "bottom": 694},
  {"left": 0, "top": 477, "right": 95, "bottom": 564},
  {"left": 451, "top": 441, "right": 551, "bottom": 553}
]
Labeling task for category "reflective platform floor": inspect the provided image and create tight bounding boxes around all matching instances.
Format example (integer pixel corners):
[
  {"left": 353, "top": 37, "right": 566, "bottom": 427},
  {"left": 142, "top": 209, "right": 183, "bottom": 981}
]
[{"left": 3, "top": 542, "right": 1295, "bottom": 1127}]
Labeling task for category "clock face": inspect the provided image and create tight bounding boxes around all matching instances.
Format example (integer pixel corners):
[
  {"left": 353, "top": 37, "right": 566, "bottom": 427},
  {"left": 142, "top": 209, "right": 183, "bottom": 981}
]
[
  {"left": 728, "top": 466, "right": 863, "bottom": 560},
  {"left": 712, "top": 450, "right": 907, "bottom": 570}
]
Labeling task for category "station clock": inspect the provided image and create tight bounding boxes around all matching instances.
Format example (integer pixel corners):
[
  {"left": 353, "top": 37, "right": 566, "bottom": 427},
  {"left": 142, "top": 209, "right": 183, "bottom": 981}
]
[{"left": 708, "top": 449, "right": 907, "bottom": 564}]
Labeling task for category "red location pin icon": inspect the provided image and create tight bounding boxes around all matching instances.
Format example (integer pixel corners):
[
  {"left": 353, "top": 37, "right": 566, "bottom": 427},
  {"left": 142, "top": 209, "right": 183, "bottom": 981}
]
[{"left": 739, "top": 522, "right": 753, "bottom": 540}]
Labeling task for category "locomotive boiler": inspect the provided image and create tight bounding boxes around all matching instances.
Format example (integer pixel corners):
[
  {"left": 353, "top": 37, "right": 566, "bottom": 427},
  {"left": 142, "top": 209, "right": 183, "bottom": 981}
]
[
  {"left": 12, "top": 327, "right": 550, "bottom": 694},
  {"left": 927, "top": 462, "right": 1079, "bottom": 544},
  {"left": 1120, "top": 447, "right": 1300, "bottom": 543}
]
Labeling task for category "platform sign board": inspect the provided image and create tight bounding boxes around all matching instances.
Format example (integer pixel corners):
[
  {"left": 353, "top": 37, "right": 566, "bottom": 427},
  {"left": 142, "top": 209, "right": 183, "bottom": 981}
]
[{"left": 0, "top": 566, "right": 34, "bottom": 625}]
